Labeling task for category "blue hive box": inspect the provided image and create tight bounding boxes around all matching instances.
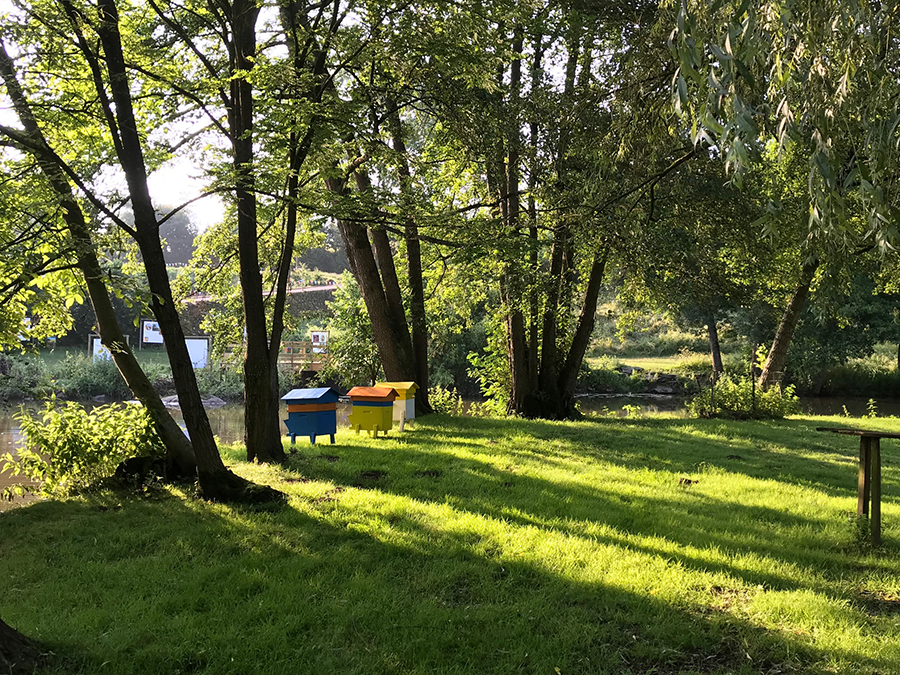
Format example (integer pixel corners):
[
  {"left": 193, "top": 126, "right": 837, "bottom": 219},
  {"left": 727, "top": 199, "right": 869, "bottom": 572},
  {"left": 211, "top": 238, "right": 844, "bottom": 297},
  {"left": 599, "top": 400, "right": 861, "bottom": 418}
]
[{"left": 281, "top": 387, "right": 340, "bottom": 445}]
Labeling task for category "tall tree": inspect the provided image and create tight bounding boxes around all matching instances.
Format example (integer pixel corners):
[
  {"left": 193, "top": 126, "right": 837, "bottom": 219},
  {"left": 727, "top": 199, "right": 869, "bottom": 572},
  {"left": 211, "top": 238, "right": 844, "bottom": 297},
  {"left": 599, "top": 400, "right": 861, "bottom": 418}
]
[
  {"left": 0, "top": 1, "right": 279, "bottom": 501},
  {"left": 0, "top": 41, "right": 196, "bottom": 476}
]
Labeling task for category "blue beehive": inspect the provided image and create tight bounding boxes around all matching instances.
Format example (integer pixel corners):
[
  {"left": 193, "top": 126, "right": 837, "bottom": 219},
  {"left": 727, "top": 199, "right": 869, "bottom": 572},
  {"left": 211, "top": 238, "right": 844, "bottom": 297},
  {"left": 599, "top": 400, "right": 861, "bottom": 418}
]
[{"left": 281, "top": 387, "right": 340, "bottom": 445}]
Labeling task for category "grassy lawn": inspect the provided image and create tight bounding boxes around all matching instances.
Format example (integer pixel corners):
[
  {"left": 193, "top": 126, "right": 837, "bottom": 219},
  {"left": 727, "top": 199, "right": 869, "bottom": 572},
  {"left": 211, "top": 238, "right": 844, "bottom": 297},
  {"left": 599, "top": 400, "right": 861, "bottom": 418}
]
[
  {"left": 2, "top": 414, "right": 900, "bottom": 674},
  {"left": 615, "top": 355, "right": 684, "bottom": 372}
]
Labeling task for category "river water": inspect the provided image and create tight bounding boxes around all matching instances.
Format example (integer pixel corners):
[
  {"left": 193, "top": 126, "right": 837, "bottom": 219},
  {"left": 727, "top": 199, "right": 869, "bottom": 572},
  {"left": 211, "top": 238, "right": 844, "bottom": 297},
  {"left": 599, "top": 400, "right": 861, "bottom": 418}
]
[{"left": 3, "top": 395, "right": 897, "bottom": 454}]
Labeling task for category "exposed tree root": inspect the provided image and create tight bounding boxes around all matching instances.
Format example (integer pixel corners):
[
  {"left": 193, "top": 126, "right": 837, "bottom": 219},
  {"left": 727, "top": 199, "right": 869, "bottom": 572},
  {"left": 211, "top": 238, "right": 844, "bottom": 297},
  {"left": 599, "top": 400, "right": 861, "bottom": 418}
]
[
  {"left": 197, "top": 469, "right": 285, "bottom": 505},
  {"left": 0, "top": 617, "right": 41, "bottom": 674}
]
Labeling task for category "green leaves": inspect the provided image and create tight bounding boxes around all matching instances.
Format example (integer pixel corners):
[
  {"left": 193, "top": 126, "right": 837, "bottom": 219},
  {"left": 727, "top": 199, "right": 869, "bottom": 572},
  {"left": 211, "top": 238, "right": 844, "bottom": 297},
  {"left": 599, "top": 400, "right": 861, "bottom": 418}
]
[
  {"left": 9, "top": 400, "right": 165, "bottom": 496},
  {"left": 668, "top": 0, "right": 900, "bottom": 248}
]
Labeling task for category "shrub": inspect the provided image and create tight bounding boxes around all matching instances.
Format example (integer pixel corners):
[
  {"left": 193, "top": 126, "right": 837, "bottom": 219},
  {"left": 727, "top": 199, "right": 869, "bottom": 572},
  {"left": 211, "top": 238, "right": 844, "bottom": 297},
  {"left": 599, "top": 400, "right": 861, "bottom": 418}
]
[
  {"left": 0, "top": 353, "right": 53, "bottom": 401},
  {"left": 1, "top": 401, "right": 164, "bottom": 497},
  {"left": 51, "top": 353, "right": 132, "bottom": 399},
  {"left": 577, "top": 366, "right": 640, "bottom": 394},
  {"left": 686, "top": 374, "right": 799, "bottom": 420},
  {"left": 429, "top": 386, "right": 465, "bottom": 415},
  {"left": 197, "top": 360, "right": 245, "bottom": 400},
  {"left": 812, "top": 357, "right": 900, "bottom": 397},
  {"left": 467, "top": 397, "right": 507, "bottom": 418}
]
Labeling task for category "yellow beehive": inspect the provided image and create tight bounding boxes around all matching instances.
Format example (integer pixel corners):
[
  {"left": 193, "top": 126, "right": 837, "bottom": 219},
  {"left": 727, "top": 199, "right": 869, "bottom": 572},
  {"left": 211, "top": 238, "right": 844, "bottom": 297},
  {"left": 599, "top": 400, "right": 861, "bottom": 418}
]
[
  {"left": 347, "top": 386, "right": 397, "bottom": 437},
  {"left": 376, "top": 381, "right": 418, "bottom": 427}
]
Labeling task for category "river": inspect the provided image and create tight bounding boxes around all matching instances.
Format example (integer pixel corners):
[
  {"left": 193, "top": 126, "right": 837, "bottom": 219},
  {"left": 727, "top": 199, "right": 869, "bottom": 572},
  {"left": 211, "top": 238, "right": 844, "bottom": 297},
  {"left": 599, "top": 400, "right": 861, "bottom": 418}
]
[{"left": 2, "top": 395, "right": 897, "bottom": 453}]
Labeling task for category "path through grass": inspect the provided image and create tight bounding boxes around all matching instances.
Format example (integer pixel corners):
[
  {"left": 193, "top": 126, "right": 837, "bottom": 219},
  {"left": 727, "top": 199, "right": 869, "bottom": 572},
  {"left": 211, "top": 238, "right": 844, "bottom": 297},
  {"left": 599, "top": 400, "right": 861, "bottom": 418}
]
[{"left": 2, "top": 414, "right": 899, "bottom": 674}]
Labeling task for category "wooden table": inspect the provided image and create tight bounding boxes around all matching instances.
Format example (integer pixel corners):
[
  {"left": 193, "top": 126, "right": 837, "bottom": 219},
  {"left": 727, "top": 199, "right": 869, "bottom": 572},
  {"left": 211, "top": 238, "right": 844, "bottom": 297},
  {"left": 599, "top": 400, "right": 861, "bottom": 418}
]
[{"left": 817, "top": 427, "right": 900, "bottom": 546}]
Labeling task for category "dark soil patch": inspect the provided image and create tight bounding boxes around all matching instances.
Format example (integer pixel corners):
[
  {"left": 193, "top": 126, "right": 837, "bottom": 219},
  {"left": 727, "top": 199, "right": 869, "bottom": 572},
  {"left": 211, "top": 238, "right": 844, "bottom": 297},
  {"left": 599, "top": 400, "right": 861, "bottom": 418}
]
[
  {"left": 414, "top": 469, "right": 443, "bottom": 478},
  {"left": 857, "top": 589, "right": 900, "bottom": 615},
  {"left": 354, "top": 470, "right": 386, "bottom": 488},
  {"left": 316, "top": 454, "right": 340, "bottom": 462},
  {"left": 314, "top": 486, "right": 345, "bottom": 504}
]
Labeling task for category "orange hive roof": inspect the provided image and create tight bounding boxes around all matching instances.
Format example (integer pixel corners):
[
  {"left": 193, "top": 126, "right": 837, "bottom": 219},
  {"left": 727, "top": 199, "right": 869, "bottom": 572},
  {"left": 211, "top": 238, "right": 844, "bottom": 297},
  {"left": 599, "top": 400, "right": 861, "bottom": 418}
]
[{"left": 347, "top": 386, "right": 397, "bottom": 400}]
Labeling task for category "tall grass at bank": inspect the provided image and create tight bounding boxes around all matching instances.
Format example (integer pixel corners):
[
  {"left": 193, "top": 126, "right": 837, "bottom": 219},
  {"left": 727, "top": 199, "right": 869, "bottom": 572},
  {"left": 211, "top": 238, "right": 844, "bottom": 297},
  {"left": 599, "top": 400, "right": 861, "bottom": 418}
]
[
  {"left": 816, "top": 351, "right": 900, "bottom": 397},
  {"left": 2, "top": 414, "right": 899, "bottom": 674},
  {"left": 0, "top": 350, "right": 245, "bottom": 401}
]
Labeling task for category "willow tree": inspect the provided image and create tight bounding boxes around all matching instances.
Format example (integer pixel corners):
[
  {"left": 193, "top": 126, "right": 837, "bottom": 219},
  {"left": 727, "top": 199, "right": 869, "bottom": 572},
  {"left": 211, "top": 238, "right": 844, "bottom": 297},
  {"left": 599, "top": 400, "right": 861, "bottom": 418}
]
[{"left": 668, "top": 0, "right": 900, "bottom": 386}]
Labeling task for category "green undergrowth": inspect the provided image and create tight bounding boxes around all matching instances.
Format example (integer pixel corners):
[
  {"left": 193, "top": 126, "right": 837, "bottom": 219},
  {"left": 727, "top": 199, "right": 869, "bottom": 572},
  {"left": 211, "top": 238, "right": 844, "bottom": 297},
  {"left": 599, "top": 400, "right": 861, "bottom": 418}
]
[
  {"left": 0, "top": 350, "right": 246, "bottom": 402},
  {"left": 2, "top": 415, "right": 900, "bottom": 674}
]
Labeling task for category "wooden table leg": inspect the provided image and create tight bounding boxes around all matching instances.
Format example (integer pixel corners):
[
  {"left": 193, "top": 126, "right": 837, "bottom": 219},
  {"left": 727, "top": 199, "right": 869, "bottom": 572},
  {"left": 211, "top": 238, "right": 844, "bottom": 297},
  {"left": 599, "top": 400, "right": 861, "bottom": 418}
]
[
  {"left": 871, "top": 438, "right": 882, "bottom": 547},
  {"left": 858, "top": 437, "right": 872, "bottom": 517}
]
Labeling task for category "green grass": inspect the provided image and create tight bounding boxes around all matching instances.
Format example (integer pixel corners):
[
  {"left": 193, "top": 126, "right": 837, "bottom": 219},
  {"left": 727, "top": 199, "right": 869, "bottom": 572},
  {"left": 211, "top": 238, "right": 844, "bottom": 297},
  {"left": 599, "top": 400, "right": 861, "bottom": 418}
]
[{"left": 2, "top": 414, "right": 900, "bottom": 674}]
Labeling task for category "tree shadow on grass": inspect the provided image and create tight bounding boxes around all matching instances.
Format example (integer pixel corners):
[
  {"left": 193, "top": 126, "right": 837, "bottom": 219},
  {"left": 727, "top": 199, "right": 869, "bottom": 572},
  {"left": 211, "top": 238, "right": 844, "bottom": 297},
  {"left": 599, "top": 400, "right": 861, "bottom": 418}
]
[
  {"left": 423, "top": 414, "right": 900, "bottom": 504},
  {"left": 0, "top": 492, "right": 861, "bottom": 675},
  {"left": 286, "top": 416, "right": 900, "bottom": 588}
]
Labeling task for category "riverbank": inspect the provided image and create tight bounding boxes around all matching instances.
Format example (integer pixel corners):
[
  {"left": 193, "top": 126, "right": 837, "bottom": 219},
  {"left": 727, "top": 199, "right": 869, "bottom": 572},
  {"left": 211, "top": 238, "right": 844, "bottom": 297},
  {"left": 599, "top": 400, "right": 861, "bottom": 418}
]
[{"left": 2, "top": 414, "right": 898, "bottom": 674}]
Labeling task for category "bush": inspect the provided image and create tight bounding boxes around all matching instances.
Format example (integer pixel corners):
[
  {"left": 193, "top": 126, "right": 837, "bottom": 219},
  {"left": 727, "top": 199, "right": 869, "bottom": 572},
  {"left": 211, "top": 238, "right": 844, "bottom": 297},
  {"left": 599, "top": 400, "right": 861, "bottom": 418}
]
[
  {"left": 0, "top": 353, "right": 52, "bottom": 401},
  {"left": 429, "top": 386, "right": 465, "bottom": 415},
  {"left": 1, "top": 401, "right": 164, "bottom": 496},
  {"left": 810, "top": 354, "right": 900, "bottom": 397},
  {"left": 686, "top": 374, "right": 799, "bottom": 420},
  {"left": 577, "top": 365, "right": 641, "bottom": 394},
  {"left": 51, "top": 353, "right": 133, "bottom": 399},
  {"left": 197, "top": 360, "right": 245, "bottom": 400}
]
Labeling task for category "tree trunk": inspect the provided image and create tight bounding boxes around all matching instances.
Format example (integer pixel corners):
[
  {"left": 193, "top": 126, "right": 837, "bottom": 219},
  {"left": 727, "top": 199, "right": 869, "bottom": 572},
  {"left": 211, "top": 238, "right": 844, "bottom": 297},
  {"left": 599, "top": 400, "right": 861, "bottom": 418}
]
[
  {"left": 0, "top": 617, "right": 39, "bottom": 674},
  {"left": 526, "top": 32, "right": 544, "bottom": 393},
  {"left": 758, "top": 258, "right": 819, "bottom": 389},
  {"left": 94, "top": 0, "right": 281, "bottom": 500},
  {"left": 498, "top": 28, "right": 531, "bottom": 416},
  {"left": 386, "top": 98, "right": 432, "bottom": 415},
  {"left": 708, "top": 315, "right": 723, "bottom": 373},
  {"left": 227, "top": 0, "right": 284, "bottom": 464},
  {"left": 326, "top": 176, "right": 417, "bottom": 383},
  {"left": 538, "top": 232, "right": 566, "bottom": 393},
  {"left": 556, "top": 249, "right": 609, "bottom": 416},
  {"left": 353, "top": 170, "right": 412, "bottom": 356},
  {"left": 0, "top": 41, "right": 195, "bottom": 476},
  {"left": 533, "top": 30, "right": 580, "bottom": 412}
]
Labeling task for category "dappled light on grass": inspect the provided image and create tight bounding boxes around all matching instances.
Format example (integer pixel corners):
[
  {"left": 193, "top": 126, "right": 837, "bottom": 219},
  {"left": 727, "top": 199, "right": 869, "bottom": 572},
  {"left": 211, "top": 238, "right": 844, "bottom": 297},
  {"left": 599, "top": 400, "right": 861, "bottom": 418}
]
[{"left": 2, "top": 413, "right": 899, "bottom": 673}]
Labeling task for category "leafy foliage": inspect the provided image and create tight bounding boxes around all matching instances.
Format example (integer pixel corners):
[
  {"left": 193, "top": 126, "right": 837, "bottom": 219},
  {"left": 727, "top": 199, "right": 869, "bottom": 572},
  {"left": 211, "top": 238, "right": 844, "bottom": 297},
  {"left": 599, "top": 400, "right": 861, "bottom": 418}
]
[
  {"left": 687, "top": 374, "right": 799, "bottom": 419},
  {"left": 2, "top": 401, "right": 165, "bottom": 497},
  {"left": 322, "top": 273, "right": 382, "bottom": 388},
  {"left": 427, "top": 386, "right": 465, "bottom": 416},
  {"left": 668, "top": 0, "right": 900, "bottom": 248}
]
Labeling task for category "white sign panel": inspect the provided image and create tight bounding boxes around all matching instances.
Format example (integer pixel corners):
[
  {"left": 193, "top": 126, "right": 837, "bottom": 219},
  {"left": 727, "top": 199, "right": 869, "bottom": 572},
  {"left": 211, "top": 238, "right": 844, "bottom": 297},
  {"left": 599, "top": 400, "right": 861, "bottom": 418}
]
[
  {"left": 90, "top": 335, "right": 111, "bottom": 362},
  {"left": 185, "top": 337, "right": 210, "bottom": 369},
  {"left": 310, "top": 330, "right": 328, "bottom": 354},
  {"left": 142, "top": 320, "right": 164, "bottom": 344}
]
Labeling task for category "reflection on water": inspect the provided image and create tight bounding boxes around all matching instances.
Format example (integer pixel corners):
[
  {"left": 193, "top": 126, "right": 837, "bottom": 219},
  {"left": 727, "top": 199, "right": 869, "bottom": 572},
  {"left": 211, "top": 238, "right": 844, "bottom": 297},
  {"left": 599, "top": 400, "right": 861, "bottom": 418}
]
[
  {"left": 167, "top": 403, "right": 354, "bottom": 445},
  {"left": 0, "top": 402, "right": 355, "bottom": 450},
  {"left": 3, "top": 396, "right": 900, "bottom": 453}
]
